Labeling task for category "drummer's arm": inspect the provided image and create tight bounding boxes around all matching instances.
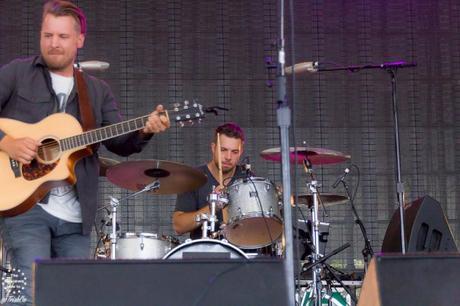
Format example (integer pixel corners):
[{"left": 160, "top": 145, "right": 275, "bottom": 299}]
[
  {"left": 172, "top": 206, "right": 209, "bottom": 235},
  {"left": 172, "top": 206, "right": 229, "bottom": 235}
]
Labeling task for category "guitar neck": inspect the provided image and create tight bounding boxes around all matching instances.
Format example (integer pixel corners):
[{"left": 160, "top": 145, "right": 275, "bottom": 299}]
[
  {"left": 59, "top": 101, "right": 205, "bottom": 151},
  {"left": 59, "top": 114, "right": 150, "bottom": 151}
]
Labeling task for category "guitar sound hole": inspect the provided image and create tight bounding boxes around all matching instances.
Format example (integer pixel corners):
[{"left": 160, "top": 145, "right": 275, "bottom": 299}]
[{"left": 37, "top": 138, "right": 61, "bottom": 163}]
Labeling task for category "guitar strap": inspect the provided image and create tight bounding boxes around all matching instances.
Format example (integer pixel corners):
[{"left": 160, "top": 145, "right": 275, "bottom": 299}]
[{"left": 74, "top": 68, "right": 98, "bottom": 151}]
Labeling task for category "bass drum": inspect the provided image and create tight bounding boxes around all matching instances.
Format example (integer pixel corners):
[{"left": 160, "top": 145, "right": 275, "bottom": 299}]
[
  {"left": 163, "top": 239, "right": 248, "bottom": 260},
  {"left": 116, "top": 232, "right": 178, "bottom": 259}
]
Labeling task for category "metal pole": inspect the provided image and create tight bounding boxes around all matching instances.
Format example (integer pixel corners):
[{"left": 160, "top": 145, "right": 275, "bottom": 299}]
[
  {"left": 389, "top": 70, "right": 406, "bottom": 254},
  {"left": 277, "top": 1, "right": 295, "bottom": 304}
]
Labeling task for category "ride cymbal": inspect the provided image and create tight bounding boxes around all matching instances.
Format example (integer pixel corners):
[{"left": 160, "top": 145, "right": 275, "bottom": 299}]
[
  {"left": 292, "top": 193, "right": 348, "bottom": 208},
  {"left": 260, "top": 147, "right": 350, "bottom": 165},
  {"left": 106, "top": 160, "right": 207, "bottom": 194}
]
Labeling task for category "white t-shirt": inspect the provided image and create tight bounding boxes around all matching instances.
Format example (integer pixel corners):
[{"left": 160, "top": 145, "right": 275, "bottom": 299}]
[{"left": 38, "top": 72, "right": 82, "bottom": 223}]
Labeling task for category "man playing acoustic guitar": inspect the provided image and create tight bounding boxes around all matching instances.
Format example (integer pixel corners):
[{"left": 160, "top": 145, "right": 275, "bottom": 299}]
[{"left": 0, "top": 1, "right": 169, "bottom": 304}]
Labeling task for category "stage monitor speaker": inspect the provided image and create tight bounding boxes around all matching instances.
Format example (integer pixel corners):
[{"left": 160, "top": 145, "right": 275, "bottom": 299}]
[
  {"left": 358, "top": 254, "right": 460, "bottom": 306},
  {"left": 381, "top": 195, "right": 458, "bottom": 252},
  {"left": 33, "top": 259, "right": 287, "bottom": 306}
]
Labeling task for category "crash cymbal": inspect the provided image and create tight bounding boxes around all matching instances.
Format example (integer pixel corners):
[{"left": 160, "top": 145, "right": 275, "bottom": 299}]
[
  {"left": 98, "top": 157, "right": 120, "bottom": 177},
  {"left": 106, "top": 160, "right": 207, "bottom": 194},
  {"left": 260, "top": 147, "right": 350, "bottom": 165},
  {"left": 292, "top": 194, "right": 348, "bottom": 208}
]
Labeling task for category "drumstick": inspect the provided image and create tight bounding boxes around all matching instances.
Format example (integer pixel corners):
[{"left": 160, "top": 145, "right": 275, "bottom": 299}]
[{"left": 217, "top": 132, "right": 223, "bottom": 186}]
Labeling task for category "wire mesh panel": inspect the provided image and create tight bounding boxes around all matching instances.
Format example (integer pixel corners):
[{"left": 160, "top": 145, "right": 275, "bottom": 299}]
[{"left": 0, "top": 0, "right": 458, "bottom": 272}]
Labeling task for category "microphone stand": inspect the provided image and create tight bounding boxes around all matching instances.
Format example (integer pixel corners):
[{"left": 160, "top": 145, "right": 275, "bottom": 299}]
[
  {"left": 317, "top": 60, "right": 416, "bottom": 254},
  {"left": 341, "top": 180, "right": 374, "bottom": 271},
  {"left": 276, "top": 0, "right": 296, "bottom": 304}
]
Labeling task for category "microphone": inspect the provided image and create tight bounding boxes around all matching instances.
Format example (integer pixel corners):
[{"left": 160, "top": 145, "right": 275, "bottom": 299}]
[
  {"left": 285, "top": 61, "right": 319, "bottom": 75},
  {"left": 241, "top": 157, "right": 253, "bottom": 177},
  {"left": 332, "top": 168, "right": 350, "bottom": 189},
  {"left": 379, "top": 60, "right": 417, "bottom": 69},
  {"left": 74, "top": 60, "right": 110, "bottom": 71}
]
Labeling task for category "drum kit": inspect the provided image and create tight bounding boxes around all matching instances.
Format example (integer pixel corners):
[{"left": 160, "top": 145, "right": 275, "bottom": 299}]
[{"left": 95, "top": 145, "right": 351, "bottom": 267}]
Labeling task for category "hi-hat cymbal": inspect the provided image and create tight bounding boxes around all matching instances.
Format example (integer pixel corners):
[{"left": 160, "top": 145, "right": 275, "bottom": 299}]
[
  {"left": 292, "top": 193, "right": 348, "bottom": 208},
  {"left": 260, "top": 147, "right": 350, "bottom": 165},
  {"left": 98, "top": 157, "right": 120, "bottom": 177},
  {"left": 106, "top": 160, "right": 207, "bottom": 194}
]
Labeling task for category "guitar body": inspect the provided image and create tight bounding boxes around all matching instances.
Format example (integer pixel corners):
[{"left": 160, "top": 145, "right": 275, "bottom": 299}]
[
  {"left": 0, "top": 100, "right": 206, "bottom": 217},
  {"left": 0, "top": 113, "right": 91, "bottom": 217}
]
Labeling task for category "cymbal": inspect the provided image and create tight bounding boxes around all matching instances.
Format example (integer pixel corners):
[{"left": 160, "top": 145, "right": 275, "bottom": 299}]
[
  {"left": 260, "top": 147, "right": 350, "bottom": 165},
  {"left": 292, "top": 194, "right": 348, "bottom": 208},
  {"left": 106, "top": 160, "right": 207, "bottom": 194},
  {"left": 98, "top": 157, "right": 120, "bottom": 177}
]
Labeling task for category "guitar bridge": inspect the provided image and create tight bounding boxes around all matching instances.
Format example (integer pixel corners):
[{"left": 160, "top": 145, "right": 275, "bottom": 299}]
[{"left": 9, "top": 158, "right": 21, "bottom": 178}]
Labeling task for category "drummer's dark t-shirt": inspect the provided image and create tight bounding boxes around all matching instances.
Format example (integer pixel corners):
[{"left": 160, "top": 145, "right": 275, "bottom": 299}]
[{"left": 175, "top": 164, "right": 246, "bottom": 239}]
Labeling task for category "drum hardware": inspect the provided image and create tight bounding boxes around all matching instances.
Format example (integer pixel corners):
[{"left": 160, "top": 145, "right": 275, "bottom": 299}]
[
  {"left": 300, "top": 243, "right": 358, "bottom": 305},
  {"left": 301, "top": 156, "right": 350, "bottom": 306},
  {"left": 260, "top": 145, "right": 352, "bottom": 305},
  {"left": 106, "top": 180, "right": 160, "bottom": 259},
  {"left": 307, "top": 179, "right": 323, "bottom": 304},
  {"left": 195, "top": 189, "right": 228, "bottom": 239}
]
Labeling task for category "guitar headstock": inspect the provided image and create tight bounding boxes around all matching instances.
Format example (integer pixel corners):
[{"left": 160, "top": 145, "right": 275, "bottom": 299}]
[{"left": 170, "top": 100, "right": 205, "bottom": 127}]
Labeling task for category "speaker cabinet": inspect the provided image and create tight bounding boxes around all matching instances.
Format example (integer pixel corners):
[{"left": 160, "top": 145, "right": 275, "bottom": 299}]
[
  {"left": 358, "top": 254, "right": 460, "bottom": 306},
  {"left": 382, "top": 195, "right": 457, "bottom": 252},
  {"left": 33, "top": 259, "right": 287, "bottom": 306}
]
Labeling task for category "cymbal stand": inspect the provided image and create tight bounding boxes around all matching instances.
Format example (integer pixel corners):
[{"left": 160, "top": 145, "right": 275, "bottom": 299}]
[
  {"left": 308, "top": 180, "right": 322, "bottom": 306},
  {"left": 108, "top": 180, "right": 160, "bottom": 259},
  {"left": 302, "top": 158, "right": 328, "bottom": 306}
]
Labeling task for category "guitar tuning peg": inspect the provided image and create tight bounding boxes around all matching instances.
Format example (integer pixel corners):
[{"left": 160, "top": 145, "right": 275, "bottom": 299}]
[{"left": 184, "top": 100, "right": 189, "bottom": 105}]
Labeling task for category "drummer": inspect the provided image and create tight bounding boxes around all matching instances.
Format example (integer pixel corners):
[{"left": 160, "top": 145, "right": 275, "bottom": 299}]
[{"left": 172, "top": 122, "right": 246, "bottom": 239}]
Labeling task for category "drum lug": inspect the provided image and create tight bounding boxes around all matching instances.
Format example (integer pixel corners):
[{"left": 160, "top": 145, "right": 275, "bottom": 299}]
[{"left": 140, "top": 242, "right": 145, "bottom": 250}]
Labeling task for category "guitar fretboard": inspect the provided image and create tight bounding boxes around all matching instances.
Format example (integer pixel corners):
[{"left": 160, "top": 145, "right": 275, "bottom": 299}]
[{"left": 59, "top": 115, "right": 149, "bottom": 151}]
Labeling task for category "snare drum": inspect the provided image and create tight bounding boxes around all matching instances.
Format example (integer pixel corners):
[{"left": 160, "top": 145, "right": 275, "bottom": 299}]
[
  {"left": 116, "top": 232, "right": 177, "bottom": 259},
  {"left": 163, "top": 239, "right": 248, "bottom": 259},
  {"left": 224, "top": 177, "right": 283, "bottom": 249}
]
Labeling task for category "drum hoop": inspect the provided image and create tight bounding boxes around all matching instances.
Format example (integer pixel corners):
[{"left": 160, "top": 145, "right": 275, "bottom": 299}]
[
  {"left": 228, "top": 176, "right": 273, "bottom": 188},
  {"left": 163, "top": 239, "right": 249, "bottom": 259},
  {"left": 228, "top": 212, "right": 283, "bottom": 223},
  {"left": 119, "top": 232, "right": 159, "bottom": 239}
]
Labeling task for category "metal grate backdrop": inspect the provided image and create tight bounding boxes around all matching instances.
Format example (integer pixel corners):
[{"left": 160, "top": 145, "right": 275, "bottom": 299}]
[{"left": 0, "top": 0, "right": 459, "bottom": 270}]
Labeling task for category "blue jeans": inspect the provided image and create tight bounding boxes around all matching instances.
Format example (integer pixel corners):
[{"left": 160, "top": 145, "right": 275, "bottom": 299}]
[{"left": 0, "top": 205, "right": 90, "bottom": 305}]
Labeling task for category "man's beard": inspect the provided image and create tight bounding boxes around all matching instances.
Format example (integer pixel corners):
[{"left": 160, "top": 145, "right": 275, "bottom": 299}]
[{"left": 42, "top": 50, "right": 74, "bottom": 71}]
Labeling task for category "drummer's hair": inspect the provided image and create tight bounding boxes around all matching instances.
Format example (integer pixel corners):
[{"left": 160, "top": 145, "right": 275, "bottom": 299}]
[
  {"left": 214, "top": 122, "right": 245, "bottom": 142},
  {"left": 42, "top": 0, "right": 87, "bottom": 35}
]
